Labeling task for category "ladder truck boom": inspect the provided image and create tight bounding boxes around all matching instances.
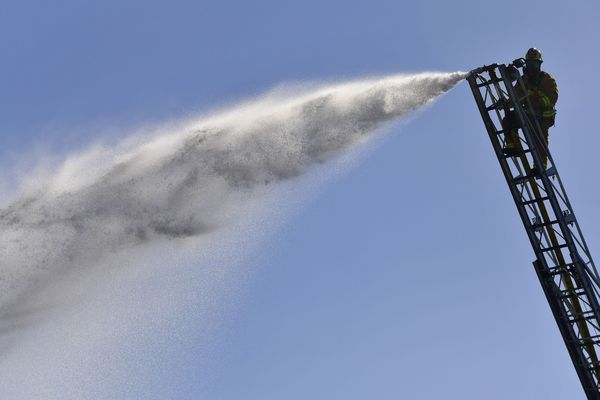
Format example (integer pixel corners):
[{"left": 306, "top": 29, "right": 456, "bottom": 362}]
[{"left": 467, "top": 62, "right": 600, "bottom": 399}]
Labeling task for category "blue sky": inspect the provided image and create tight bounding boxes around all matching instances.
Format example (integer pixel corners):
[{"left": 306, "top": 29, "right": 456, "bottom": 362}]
[{"left": 2, "top": 0, "right": 599, "bottom": 399}]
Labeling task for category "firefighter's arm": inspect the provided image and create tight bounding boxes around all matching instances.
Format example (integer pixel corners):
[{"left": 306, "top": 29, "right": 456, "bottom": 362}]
[
  {"left": 529, "top": 90, "right": 545, "bottom": 109},
  {"left": 545, "top": 75, "right": 558, "bottom": 106},
  {"left": 538, "top": 74, "right": 558, "bottom": 108}
]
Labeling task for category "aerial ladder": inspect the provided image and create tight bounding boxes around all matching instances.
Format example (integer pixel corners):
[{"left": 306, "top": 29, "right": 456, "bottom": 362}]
[{"left": 468, "top": 61, "right": 600, "bottom": 399}]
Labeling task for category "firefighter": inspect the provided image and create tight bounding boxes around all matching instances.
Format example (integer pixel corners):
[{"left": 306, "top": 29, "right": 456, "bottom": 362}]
[{"left": 503, "top": 48, "right": 558, "bottom": 171}]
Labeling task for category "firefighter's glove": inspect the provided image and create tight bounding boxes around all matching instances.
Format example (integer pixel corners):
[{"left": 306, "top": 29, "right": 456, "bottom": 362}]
[
  {"left": 527, "top": 89, "right": 543, "bottom": 109},
  {"left": 529, "top": 95, "right": 544, "bottom": 110}
]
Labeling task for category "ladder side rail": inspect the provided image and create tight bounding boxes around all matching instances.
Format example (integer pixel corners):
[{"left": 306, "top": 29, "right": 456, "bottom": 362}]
[
  {"left": 511, "top": 69, "right": 600, "bottom": 282},
  {"left": 468, "top": 69, "right": 598, "bottom": 313},
  {"left": 499, "top": 66, "right": 600, "bottom": 296},
  {"left": 473, "top": 67, "right": 600, "bottom": 342},
  {"left": 469, "top": 66, "right": 600, "bottom": 398},
  {"left": 466, "top": 75, "right": 583, "bottom": 315},
  {"left": 573, "top": 253, "right": 600, "bottom": 334},
  {"left": 469, "top": 71, "right": 560, "bottom": 269},
  {"left": 552, "top": 179, "right": 600, "bottom": 282},
  {"left": 533, "top": 259, "right": 600, "bottom": 399},
  {"left": 499, "top": 67, "right": 588, "bottom": 270},
  {"left": 466, "top": 74, "right": 545, "bottom": 260},
  {"left": 498, "top": 66, "right": 600, "bottom": 363},
  {"left": 530, "top": 176, "right": 600, "bottom": 286}
]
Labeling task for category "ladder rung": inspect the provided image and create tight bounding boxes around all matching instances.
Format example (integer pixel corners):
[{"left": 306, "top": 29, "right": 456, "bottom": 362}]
[
  {"left": 560, "top": 288, "right": 585, "bottom": 300},
  {"left": 540, "top": 244, "right": 569, "bottom": 253},
  {"left": 560, "top": 291, "right": 583, "bottom": 300},
  {"left": 578, "top": 337, "right": 600, "bottom": 347},
  {"left": 587, "top": 360, "right": 600, "bottom": 371},
  {"left": 532, "top": 219, "right": 559, "bottom": 230},
  {"left": 568, "top": 309, "right": 596, "bottom": 324},
  {"left": 504, "top": 149, "right": 531, "bottom": 160},
  {"left": 549, "top": 263, "right": 575, "bottom": 277},
  {"left": 570, "top": 309, "right": 595, "bottom": 318},
  {"left": 569, "top": 314, "right": 596, "bottom": 324},
  {"left": 588, "top": 360, "right": 600, "bottom": 368},
  {"left": 522, "top": 196, "right": 550, "bottom": 206},
  {"left": 587, "top": 366, "right": 600, "bottom": 374},
  {"left": 477, "top": 79, "right": 502, "bottom": 88},
  {"left": 513, "top": 173, "right": 540, "bottom": 185},
  {"left": 486, "top": 103, "right": 504, "bottom": 111}
]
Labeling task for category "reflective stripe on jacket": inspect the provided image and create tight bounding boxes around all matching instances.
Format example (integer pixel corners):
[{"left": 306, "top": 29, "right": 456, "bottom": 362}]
[{"left": 515, "top": 71, "right": 558, "bottom": 118}]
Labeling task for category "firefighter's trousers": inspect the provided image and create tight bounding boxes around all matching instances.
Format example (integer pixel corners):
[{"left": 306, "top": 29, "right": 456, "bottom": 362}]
[{"left": 502, "top": 110, "right": 554, "bottom": 168}]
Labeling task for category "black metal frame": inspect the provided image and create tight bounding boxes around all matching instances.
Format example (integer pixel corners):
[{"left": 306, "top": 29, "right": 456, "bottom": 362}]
[{"left": 468, "top": 63, "right": 600, "bottom": 399}]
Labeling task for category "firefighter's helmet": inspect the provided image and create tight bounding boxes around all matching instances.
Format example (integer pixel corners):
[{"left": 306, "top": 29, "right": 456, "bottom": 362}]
[{"left": 526, "top": 48, "right": 543, "bottom": 62}]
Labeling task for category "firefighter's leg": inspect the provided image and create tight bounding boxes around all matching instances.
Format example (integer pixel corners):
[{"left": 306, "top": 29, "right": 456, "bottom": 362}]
[
  {"left": 502, "top": 111, "right": 521, "bottom": 155},
  {"left": 537, "top": 117, "right": 553, "bottom": 169}
]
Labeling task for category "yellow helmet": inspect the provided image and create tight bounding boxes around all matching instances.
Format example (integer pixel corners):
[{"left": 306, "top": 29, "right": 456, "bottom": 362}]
[{"left": 526, "top": 47, "right": 543, "bottom": 62}]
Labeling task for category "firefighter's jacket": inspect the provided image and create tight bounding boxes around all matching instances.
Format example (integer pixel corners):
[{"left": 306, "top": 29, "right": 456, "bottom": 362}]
[{"left": 514, "top": 71, "right": 558, "bottom": 119}]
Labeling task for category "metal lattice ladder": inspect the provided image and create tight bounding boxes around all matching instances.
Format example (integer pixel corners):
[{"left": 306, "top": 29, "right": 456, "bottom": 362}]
[{"left": 468, "top": 62, "right": 600, "bottom": 399}]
